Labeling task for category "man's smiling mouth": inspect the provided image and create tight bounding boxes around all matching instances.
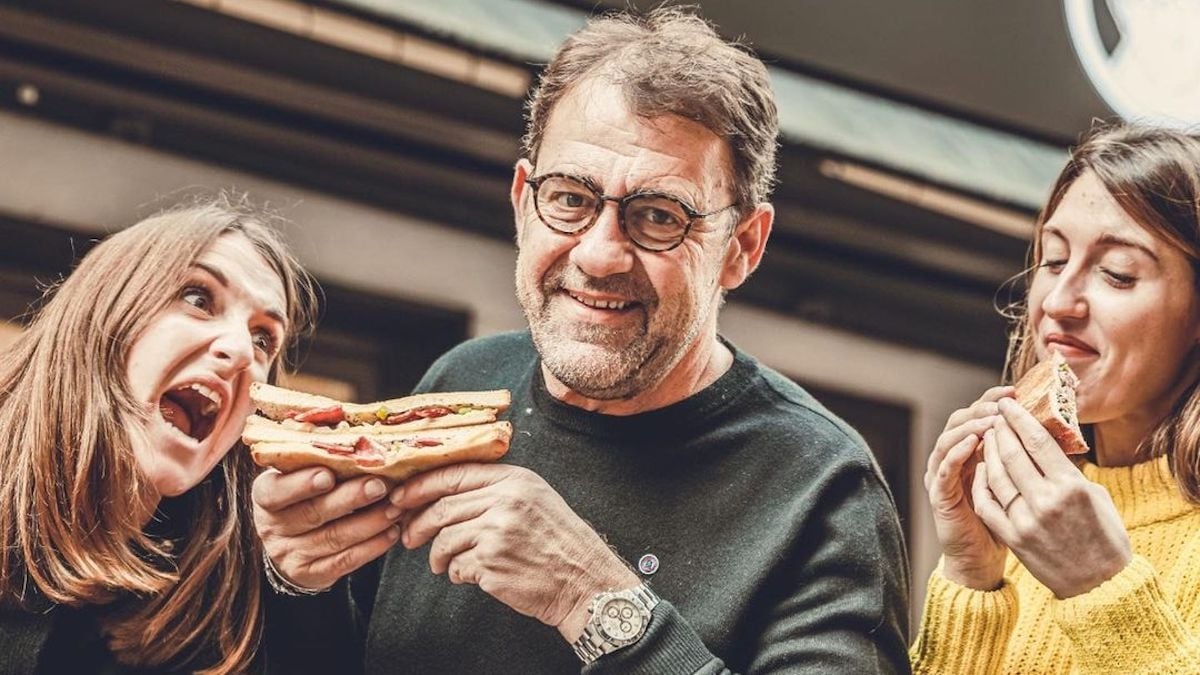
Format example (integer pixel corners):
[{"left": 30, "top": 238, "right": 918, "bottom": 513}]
[{"left": 566, "top": 291, "right": 636, "bottom": 311}]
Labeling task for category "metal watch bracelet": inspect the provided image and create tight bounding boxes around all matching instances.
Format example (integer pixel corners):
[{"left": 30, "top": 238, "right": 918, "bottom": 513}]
[
  {"left": 572, "top": 584, "right": 660, "bottom": 664},
  {"left": 261, "top": 549, "right": 331, "bottom": 596}
]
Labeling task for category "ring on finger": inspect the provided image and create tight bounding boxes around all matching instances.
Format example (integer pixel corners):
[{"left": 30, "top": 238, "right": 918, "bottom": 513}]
[{"left": 1002, "top": 493, "right": 1023, "bottom": 513}]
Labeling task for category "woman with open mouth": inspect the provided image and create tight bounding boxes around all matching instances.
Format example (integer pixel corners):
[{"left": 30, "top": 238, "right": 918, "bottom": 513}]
[{"left": 0, "top": 194, "right": 316, "bottom": 674}]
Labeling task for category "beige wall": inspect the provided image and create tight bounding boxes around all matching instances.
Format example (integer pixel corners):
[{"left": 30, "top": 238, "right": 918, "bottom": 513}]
[{"left": 1, "top": 110, "right": 1002, "bottom": 628}]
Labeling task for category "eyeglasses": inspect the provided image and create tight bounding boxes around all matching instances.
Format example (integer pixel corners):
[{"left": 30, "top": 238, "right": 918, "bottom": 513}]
[{"left": 525, "top": 173, "right": 737, "bottom": 252}]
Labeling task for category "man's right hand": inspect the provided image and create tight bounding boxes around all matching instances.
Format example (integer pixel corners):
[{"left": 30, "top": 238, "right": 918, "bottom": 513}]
[{"left": 252, "top": 467, "right": 403, "bottom": 590}]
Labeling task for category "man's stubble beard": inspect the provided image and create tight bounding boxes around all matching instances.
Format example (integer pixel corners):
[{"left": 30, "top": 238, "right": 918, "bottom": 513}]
[{"left": 516, "top": 257, "right": 707, "bottom": 401}]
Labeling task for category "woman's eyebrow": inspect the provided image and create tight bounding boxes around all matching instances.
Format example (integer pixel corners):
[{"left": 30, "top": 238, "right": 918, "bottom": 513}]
[
  {"left": 196, "top": 262, "right": 287, "bottom": 324},
  {"left": 1095, "top": 233, "right": 1160, "bottom": 263}
]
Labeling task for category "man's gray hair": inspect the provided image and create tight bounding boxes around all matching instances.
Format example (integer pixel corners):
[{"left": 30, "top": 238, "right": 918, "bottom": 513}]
[{"left": 522, "top": 6, "right": 780, "bottom": 211}]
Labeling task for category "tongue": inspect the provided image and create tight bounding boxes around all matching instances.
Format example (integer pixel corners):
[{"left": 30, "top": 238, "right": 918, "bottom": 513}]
[{"left": 160, "top": 397, "right": 193, "bottom": 437}]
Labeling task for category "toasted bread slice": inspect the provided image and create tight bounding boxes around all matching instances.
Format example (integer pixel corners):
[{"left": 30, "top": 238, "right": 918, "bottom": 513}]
[
  {"left": 1015, "top": 352, "right": 1089, "bottom": 455},
  {"left": 248, "top": 421, "right": 512, "bottom": 482},
  {"left": 249, "top": 382, "right": 511, "bottom": 427}
]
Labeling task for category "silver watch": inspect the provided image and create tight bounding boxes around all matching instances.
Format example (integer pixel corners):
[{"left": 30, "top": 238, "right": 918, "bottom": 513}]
[{"left": 571, "top": 583, "right": 660, "bottom": 665}]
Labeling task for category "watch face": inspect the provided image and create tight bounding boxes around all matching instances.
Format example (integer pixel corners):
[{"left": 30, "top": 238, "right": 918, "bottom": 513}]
[{"left": 596, "top": 596, "right": 645, "bottom": 642}]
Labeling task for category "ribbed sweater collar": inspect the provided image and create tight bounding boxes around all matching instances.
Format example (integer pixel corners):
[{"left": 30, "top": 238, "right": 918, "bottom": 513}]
[{"left": 1082, "top": 455, "right": 1196, "bottom": 529}]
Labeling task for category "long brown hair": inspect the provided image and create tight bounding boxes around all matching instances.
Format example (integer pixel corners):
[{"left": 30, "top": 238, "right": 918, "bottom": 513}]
[
  {"left": 1005, "top": 123, "right": 1200, "bottom": 502},
  {"left": 0, "top": 194, "right": 317, "bottom": 672}
]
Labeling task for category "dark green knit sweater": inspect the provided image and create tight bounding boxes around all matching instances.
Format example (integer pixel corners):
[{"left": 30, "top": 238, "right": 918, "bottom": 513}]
[{"left": 266, "top": 331, "right": 910, "bottom": 674}]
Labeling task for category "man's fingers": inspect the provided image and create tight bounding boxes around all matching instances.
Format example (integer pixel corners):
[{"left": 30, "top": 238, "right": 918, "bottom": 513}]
[
  {"left": 390, "top": 463, "right": 513, "bottom": 511},
  {"left": 252, "top": 467, "right": 336, "bottom": 512},
  {"left": 296, "top": 526, "right": 402, "bottom": 587},
  {"left": 428, "top": 520, "right": 479, "bottom": 575},
  {"left": 446, "top": 550, "right": 482, "bottom": 586},
  {"left": 403, "top": 490, "right": 494, "bottom": 550},
  {"left": 285, "top": 499, "right": 404, "bottom": 562},
  {"left": 263, "top": 475, "right": 391, "bottom": 538}
]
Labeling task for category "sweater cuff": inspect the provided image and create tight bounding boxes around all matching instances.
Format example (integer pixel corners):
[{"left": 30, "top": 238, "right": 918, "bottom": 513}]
[
  {"left": 910, "top": 564, "right": 1018, "bottom": 674},
  {"left": 1055, "top": 555, "right": 1200, "bottom": 673},
  {"left": 584, "top": 600, "right": 718, "bottom": 675}
]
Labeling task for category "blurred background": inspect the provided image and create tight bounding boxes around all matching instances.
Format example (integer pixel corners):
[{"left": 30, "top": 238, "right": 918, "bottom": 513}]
[{"left": 1, "top": 0, "right": 1194, "bottom": 630}]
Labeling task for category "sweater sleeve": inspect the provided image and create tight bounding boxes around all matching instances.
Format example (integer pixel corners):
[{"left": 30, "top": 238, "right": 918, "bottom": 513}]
[
  {"left": 1053, "top": 555, "right": 1200, "bottom": 674},
  {"left": 909, "top": 562, "right": 1019, "bottom": 674},
  {"left": 590, "top": 463, "right": 910, "bottom": 674}
]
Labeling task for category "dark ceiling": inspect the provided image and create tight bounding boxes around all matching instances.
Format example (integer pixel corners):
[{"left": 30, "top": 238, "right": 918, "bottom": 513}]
[
  {"left": 0, "top": 0, "right": 1047, "bottom": 368},
  {"left": 573, "top": 0, "right": 1113, "bottom": 145}
]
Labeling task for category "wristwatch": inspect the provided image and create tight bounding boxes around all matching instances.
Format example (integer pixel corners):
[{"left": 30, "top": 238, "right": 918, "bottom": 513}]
[{"left": 571, "top": 583, "right": 660, "bottom": 664}]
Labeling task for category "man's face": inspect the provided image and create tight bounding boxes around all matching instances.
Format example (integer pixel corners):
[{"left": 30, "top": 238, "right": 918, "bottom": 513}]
[{"left": 512, "top": 79, "right": 741, "bottom": 400}]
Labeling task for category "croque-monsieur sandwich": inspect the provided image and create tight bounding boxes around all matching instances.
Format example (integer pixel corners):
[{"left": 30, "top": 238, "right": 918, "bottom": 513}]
[{"left": 242, "top": 383, "right": 512, "bottom": 481}]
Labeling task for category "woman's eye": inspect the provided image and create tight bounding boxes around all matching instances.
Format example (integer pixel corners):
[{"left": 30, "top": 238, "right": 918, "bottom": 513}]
[
  {"left": 181, "top": 286, "right": 213, "bottom": 312},
  {"left": 252, "top": 329, "right": 277, "bottom": 355},
  {"left": 1040, "top": 259, "right": 1067, "bottom": 272},
  {"left": 1101, "top": 268, "right": 1136, "bottom": 287}
]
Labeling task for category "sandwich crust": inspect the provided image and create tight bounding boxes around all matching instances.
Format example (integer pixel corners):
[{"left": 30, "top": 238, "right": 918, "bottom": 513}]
[
  {"left": 248, "top": 421, "right": 513, "bottom": 481},
  {"left": 1014, "top": 353, "right": 1089, "bottom": 455},
  {"left": 249, "top": 382, "right": 511, "bottom": 424}
]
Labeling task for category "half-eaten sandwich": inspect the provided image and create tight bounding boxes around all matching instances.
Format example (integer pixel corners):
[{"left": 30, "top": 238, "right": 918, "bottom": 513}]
[
  {"left": 1014, "top": 351, "right": 1089, "bottom": 455},
  {"left": 242, "top": 383, "right": 513, "bottom": 481}
]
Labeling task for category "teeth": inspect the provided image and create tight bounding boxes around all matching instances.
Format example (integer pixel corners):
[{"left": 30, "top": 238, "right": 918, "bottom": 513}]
[
  {"left": 181, "top": 383, "right": 221, "bottom": 416},
  {"left": 570, "top": 293, "right": 630, "bottom": 310}
]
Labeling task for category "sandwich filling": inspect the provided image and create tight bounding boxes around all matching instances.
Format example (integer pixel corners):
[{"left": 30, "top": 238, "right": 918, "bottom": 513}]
[
  {"left": 281, "top": 404, "right": 492, "bottom": 429},
  {"left": 312, "top": 435, "right": 445, "bottom": 468},
  {"left": 1055, "top": 361, "right": 1079, "bottom": 426}
]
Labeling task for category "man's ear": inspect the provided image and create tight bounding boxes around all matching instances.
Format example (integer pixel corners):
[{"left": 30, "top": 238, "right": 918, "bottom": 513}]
[
  {"left": 511, "top": 159, "right": 535, "bottom": 241},
  {"left": 719, "top": 202, "right": 774, "bottom": 290}
]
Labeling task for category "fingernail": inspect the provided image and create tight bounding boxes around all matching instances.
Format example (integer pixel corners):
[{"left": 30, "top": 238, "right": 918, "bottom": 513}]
[
  {"left": 385, "top": 505, "right": 403, "bottom": 520},
  {"left": 387, "top": 526, "right": 401, "bottom": 543},
  {"left": 313, "top": 472, "right": 334, "bottom": 491},
  {"left": 365, "top": 479, "right": 386, "bottom": 499},
  {"left": 389, "top": 486, "right": 405, "bottom": 506}
]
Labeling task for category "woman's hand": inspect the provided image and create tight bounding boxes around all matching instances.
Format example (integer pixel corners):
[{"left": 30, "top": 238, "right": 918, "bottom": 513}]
[
  {"left": 926, "top": 386, "right": 1013, "bottom": 590},
  {"left": 972, "top": 397, "right": 1132, "bottom": 598}
]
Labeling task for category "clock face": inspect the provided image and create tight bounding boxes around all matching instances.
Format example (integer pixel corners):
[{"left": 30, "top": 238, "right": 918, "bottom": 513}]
[
  {"left": 1064, "top": 0, "right": 1200, "bottom": 127},
  {"left": 597, "top": 596, "right": 645, "bottom": 641}
]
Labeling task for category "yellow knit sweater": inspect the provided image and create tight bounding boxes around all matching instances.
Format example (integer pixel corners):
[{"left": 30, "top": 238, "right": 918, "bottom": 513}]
[{"left": 910, "top": 455, "right": 1200, "bottom": 674}]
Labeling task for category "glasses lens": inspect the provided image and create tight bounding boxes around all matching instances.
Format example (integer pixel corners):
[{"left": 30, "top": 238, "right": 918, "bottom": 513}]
[
  {"left": 624, "top": 195, "right": 690, "bottom": 251},
  {"left": 535, "top": 176, "right": 598, "bottom": 233}
]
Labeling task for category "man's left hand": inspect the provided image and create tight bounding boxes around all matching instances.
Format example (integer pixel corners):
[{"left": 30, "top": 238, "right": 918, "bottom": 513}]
[{"left": 390, "top": 463, "right": 640, "bottom": 642}]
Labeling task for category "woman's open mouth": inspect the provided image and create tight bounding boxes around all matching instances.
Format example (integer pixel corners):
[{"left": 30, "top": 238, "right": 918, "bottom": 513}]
[{"left": 159, "top": 383, "right": 223, "bottom": 443}]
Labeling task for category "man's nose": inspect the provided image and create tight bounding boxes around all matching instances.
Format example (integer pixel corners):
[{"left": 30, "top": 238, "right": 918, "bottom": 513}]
[{"left": 568, "top": 201, "right": 636, "bottom": 277}]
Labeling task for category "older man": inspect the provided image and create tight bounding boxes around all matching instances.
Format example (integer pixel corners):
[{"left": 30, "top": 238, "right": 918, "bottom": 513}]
[{"left": 256, "top": 8, "right": 909, "bottom": 674}]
